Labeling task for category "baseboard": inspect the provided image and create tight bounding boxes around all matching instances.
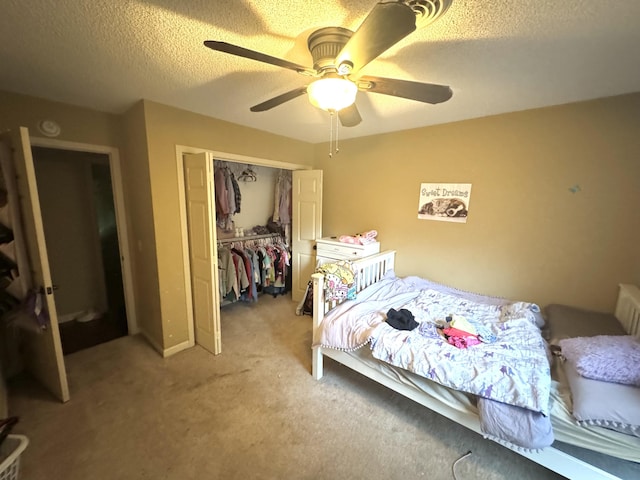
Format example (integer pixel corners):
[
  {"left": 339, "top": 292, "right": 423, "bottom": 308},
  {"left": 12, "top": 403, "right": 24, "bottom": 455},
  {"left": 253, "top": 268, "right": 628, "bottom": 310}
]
[
  {"left": 139, "top": 329, "right": 193, "bottom": 358},
  {"left": 162, "top": 340, "right": 192, "bottom": 358}
]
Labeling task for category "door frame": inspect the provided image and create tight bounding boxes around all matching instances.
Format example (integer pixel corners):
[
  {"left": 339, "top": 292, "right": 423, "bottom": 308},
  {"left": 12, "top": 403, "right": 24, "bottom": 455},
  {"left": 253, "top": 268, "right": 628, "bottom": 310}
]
[
  {"left": 30, "top": 136, "right": 138, "bottom": 335},
  {"left": 175, "top": 145, "right": 310, "bottom": 349}
]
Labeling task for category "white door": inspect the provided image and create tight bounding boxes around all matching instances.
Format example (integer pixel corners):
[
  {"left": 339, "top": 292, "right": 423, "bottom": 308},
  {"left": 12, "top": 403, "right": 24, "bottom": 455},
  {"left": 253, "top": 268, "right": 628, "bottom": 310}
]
[
  {"left": 291, "top": 170, "right": 323, "bottom": 302},
  {"left": 183, "top": 152, "right": 221, "bottom": 354},
  {"left": 0, "top": 127, "right": 69, "bottom": 402}
]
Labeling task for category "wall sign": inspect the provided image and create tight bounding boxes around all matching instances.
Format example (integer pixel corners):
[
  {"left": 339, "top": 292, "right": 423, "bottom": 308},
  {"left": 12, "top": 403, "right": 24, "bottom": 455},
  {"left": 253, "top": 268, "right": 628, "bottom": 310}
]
[{"left": 418, "top": 183, "right": 472, "bottom": 223}]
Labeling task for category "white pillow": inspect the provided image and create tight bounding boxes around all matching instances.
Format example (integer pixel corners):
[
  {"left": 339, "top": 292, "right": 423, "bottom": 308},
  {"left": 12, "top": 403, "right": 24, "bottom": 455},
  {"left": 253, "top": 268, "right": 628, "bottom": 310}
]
[{"left": 562, "top": 359, "right": 640, "bottom": 437}]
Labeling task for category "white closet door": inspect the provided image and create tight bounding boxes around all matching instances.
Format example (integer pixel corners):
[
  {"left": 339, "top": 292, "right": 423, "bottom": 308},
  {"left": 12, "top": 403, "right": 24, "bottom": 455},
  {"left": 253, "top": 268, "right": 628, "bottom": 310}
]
[
  {"left": 0, "top": 127, "right": 69, "bottom": 402},
  {"left": 291, "top": 170, "right": 323, "bottom": 302},
  {"left": 183, "top": 153, "right": 221, "bottom": 354}
]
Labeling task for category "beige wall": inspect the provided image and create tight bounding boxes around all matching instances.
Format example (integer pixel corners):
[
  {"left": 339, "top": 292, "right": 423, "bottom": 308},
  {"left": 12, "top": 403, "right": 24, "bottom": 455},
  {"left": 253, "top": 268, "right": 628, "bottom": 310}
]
[
  {"left": 0, "top": 91, "right": 121, "bottom": 147},
  {"left": 120, "top": 101, "right": 162, "bottom": 347},
  {"left": 315, "top": 93, "right": 640, "bottom": 313},
  {"left": 140, "top": 100, "right": 314, "bottom": 349}
]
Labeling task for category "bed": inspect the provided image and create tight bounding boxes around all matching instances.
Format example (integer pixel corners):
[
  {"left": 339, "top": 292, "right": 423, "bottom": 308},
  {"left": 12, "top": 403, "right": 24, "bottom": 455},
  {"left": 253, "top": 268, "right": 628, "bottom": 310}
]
[{"left": 310, "top": 250, "right": 640, "bottom": 480}]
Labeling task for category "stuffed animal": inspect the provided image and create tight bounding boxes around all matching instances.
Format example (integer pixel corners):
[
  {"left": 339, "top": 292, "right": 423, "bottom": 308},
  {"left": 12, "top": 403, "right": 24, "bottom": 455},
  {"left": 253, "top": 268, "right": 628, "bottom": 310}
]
[{"left": 339, "top": 229, "right": 378, "bottom": 245}]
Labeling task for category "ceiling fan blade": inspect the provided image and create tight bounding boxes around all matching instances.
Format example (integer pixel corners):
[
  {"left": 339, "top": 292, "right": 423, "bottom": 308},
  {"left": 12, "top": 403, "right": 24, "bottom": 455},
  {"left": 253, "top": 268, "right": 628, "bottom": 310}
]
[
  {"left": 204, "top": 41, "right": 314, "bottom": 75},
  {"left": 335, "top": 2, "right": 416, "bottom": 75},
  {"left": 250, "top": 87, "right": 308, "bottom": 112},
  {"left": 358, "top": 75, "right": 453, "bottom": 104},
  {"left": 338, "top": 104, "right": 362, "bottom": 127}
]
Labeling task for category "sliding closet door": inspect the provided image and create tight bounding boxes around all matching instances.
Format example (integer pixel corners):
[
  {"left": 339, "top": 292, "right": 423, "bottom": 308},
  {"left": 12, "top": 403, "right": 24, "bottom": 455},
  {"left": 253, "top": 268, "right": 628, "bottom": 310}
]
[
  {"left": 183, "top": 152, "right": 221, "bottom": 354},
  {"left": 291, "top": 170, "right": 323, "bottom": 302},
  {"left": 0, "top": 127, "right": 69, "bottom": 402}
]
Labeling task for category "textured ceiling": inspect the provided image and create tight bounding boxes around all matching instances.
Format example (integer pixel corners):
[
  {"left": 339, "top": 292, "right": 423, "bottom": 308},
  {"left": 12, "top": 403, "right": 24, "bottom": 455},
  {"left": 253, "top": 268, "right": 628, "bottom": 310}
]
[{"left": 1, "top": 0, "right": 639, "bottom": 143}]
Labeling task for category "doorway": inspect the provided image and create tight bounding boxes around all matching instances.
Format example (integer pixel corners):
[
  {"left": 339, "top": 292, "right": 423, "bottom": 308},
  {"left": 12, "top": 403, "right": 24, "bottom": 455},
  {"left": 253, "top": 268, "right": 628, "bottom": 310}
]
[{"left": 32, "top": 147, "right": 127, "bottom": 354}]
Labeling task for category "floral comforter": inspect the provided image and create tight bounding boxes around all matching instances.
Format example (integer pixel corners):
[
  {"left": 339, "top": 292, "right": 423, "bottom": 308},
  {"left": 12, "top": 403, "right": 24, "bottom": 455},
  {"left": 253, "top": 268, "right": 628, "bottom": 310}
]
[{"left": 316, "top": 273, "right": 551, "bottom": 415}]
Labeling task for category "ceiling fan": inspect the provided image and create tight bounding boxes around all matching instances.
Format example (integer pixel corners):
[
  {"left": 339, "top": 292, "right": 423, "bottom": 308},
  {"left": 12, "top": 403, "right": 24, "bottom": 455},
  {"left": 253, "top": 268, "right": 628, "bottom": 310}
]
[{"left": 204, "top": 0, "right": 453, "bottom": 127}]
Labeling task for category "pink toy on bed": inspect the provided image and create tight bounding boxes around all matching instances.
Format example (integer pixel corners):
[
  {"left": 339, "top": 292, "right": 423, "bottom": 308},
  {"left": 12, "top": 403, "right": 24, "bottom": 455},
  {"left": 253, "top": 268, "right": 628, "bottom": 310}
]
[{"left": 339, "top": 230, "right": 378, "bottom": 245}]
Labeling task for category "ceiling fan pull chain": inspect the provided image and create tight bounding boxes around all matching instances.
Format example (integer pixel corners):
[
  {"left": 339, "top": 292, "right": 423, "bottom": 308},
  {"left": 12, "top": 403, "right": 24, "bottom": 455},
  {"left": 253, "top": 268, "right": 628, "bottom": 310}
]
[
  {"left": 335, "top": 111, "right": 340, "bottom": 155},
  {"left": 328, "top": 111, "right": 334, "bottom": 157}
]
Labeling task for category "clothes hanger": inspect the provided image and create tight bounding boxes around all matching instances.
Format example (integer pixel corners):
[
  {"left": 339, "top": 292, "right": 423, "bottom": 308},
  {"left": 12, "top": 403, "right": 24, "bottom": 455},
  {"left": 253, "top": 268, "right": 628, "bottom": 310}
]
[{"left": 238, "top": 165, "right": 257, "bottom": 182}]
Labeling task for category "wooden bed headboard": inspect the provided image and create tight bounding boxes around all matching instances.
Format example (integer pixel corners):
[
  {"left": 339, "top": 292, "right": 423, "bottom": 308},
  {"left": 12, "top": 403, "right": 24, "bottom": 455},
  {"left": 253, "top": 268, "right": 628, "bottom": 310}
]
[{"left": 615, "top": 284, "right": 640, "bottom": 337}]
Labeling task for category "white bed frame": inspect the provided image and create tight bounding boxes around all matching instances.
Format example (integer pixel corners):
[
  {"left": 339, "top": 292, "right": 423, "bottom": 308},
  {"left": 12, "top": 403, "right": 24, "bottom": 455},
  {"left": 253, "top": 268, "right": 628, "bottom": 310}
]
[{"left": 311, "top": 250, "right": 640, "bottom": 480}]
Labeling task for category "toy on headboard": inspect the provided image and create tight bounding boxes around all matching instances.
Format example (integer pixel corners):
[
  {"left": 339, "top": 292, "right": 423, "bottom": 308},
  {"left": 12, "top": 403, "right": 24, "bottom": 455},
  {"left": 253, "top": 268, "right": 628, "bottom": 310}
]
[
  {"left": 339, "top": 229, "right": 378, "bottom": 245},
  {"left": 316, "top": 261, "right": 357, "bottom": 301}
]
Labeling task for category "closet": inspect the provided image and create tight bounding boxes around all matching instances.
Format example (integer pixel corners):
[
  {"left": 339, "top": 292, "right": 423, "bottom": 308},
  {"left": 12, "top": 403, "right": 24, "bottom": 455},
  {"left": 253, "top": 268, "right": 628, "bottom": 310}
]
[
  {"left": 213, "top": 161, "right": 292, "bottom": 306},
  {"left": 181, "top": 150, "right": 322, "bottom": 356}
]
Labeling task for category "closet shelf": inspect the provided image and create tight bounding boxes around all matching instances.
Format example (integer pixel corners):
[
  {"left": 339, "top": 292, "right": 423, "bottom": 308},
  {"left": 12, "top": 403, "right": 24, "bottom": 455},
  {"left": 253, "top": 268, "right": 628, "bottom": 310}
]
[{"left": 217, "top": 233, "right": 282, "bottom": 244}]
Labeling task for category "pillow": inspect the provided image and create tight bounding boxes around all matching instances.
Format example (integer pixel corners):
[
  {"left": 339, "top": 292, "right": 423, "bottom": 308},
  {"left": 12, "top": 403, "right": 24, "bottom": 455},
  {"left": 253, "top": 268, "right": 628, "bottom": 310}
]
[
  {"left": 562, "top": 359, "right": 640, "bottom": 437},
  {"left": 559, "top": 335, "right": 640, "bottom": 386},
  {"left": 544, "top": 304, "right": 626, "bottom": 344}
]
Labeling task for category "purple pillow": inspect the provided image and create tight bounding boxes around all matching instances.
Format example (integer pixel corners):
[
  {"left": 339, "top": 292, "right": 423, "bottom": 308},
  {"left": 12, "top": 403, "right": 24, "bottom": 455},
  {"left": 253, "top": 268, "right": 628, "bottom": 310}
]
[{"left": 559, "top": 335, "right": 640, "bottom": 386}]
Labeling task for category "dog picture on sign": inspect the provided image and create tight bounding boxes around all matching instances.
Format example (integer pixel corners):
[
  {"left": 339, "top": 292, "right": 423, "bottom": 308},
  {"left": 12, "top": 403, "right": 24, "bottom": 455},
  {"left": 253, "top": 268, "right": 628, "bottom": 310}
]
[{"left": 418, "top": 183, "right": 472, "bottom": 223}]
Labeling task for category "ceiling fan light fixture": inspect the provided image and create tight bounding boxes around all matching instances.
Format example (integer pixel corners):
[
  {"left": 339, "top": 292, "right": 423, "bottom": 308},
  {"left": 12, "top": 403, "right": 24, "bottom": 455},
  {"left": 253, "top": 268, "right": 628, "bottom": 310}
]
[{"left": 307, "top": 77, "right": 357, "bottom": 112}]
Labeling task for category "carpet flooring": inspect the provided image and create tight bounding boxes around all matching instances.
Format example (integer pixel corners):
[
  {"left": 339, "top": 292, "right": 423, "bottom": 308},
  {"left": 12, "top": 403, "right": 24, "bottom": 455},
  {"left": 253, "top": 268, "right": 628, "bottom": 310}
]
[{"left": 3, "top": 294, "right": 613, "bottom": 479}]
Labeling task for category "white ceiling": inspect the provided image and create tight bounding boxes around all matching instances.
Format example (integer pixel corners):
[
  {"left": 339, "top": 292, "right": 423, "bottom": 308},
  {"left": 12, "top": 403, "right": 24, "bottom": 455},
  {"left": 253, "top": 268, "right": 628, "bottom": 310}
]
[{"left": 1, "top": 0, "right": 639, "bottom": 144}]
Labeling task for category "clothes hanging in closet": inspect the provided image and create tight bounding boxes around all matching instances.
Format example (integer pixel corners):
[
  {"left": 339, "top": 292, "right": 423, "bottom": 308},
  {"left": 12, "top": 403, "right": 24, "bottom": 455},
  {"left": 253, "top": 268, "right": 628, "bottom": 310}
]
[
  {"left": 217, "top": 238, "right": 291, "bottom": 304},
  {"left": 273, "top": 170, "right": 291, "bottom": 224},
  {"left": 272, "top": 170, "right": 292, "bottom": 245},
  {"left": 214, "top": 162, "right": 241, "bottom": 231}
]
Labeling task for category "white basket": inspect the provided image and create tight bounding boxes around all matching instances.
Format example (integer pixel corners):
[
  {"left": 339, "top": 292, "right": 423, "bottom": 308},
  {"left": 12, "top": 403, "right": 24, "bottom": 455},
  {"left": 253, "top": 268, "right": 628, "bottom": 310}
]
[{"left": 0, "top": 435, "right": 28, "bottom": 480}]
